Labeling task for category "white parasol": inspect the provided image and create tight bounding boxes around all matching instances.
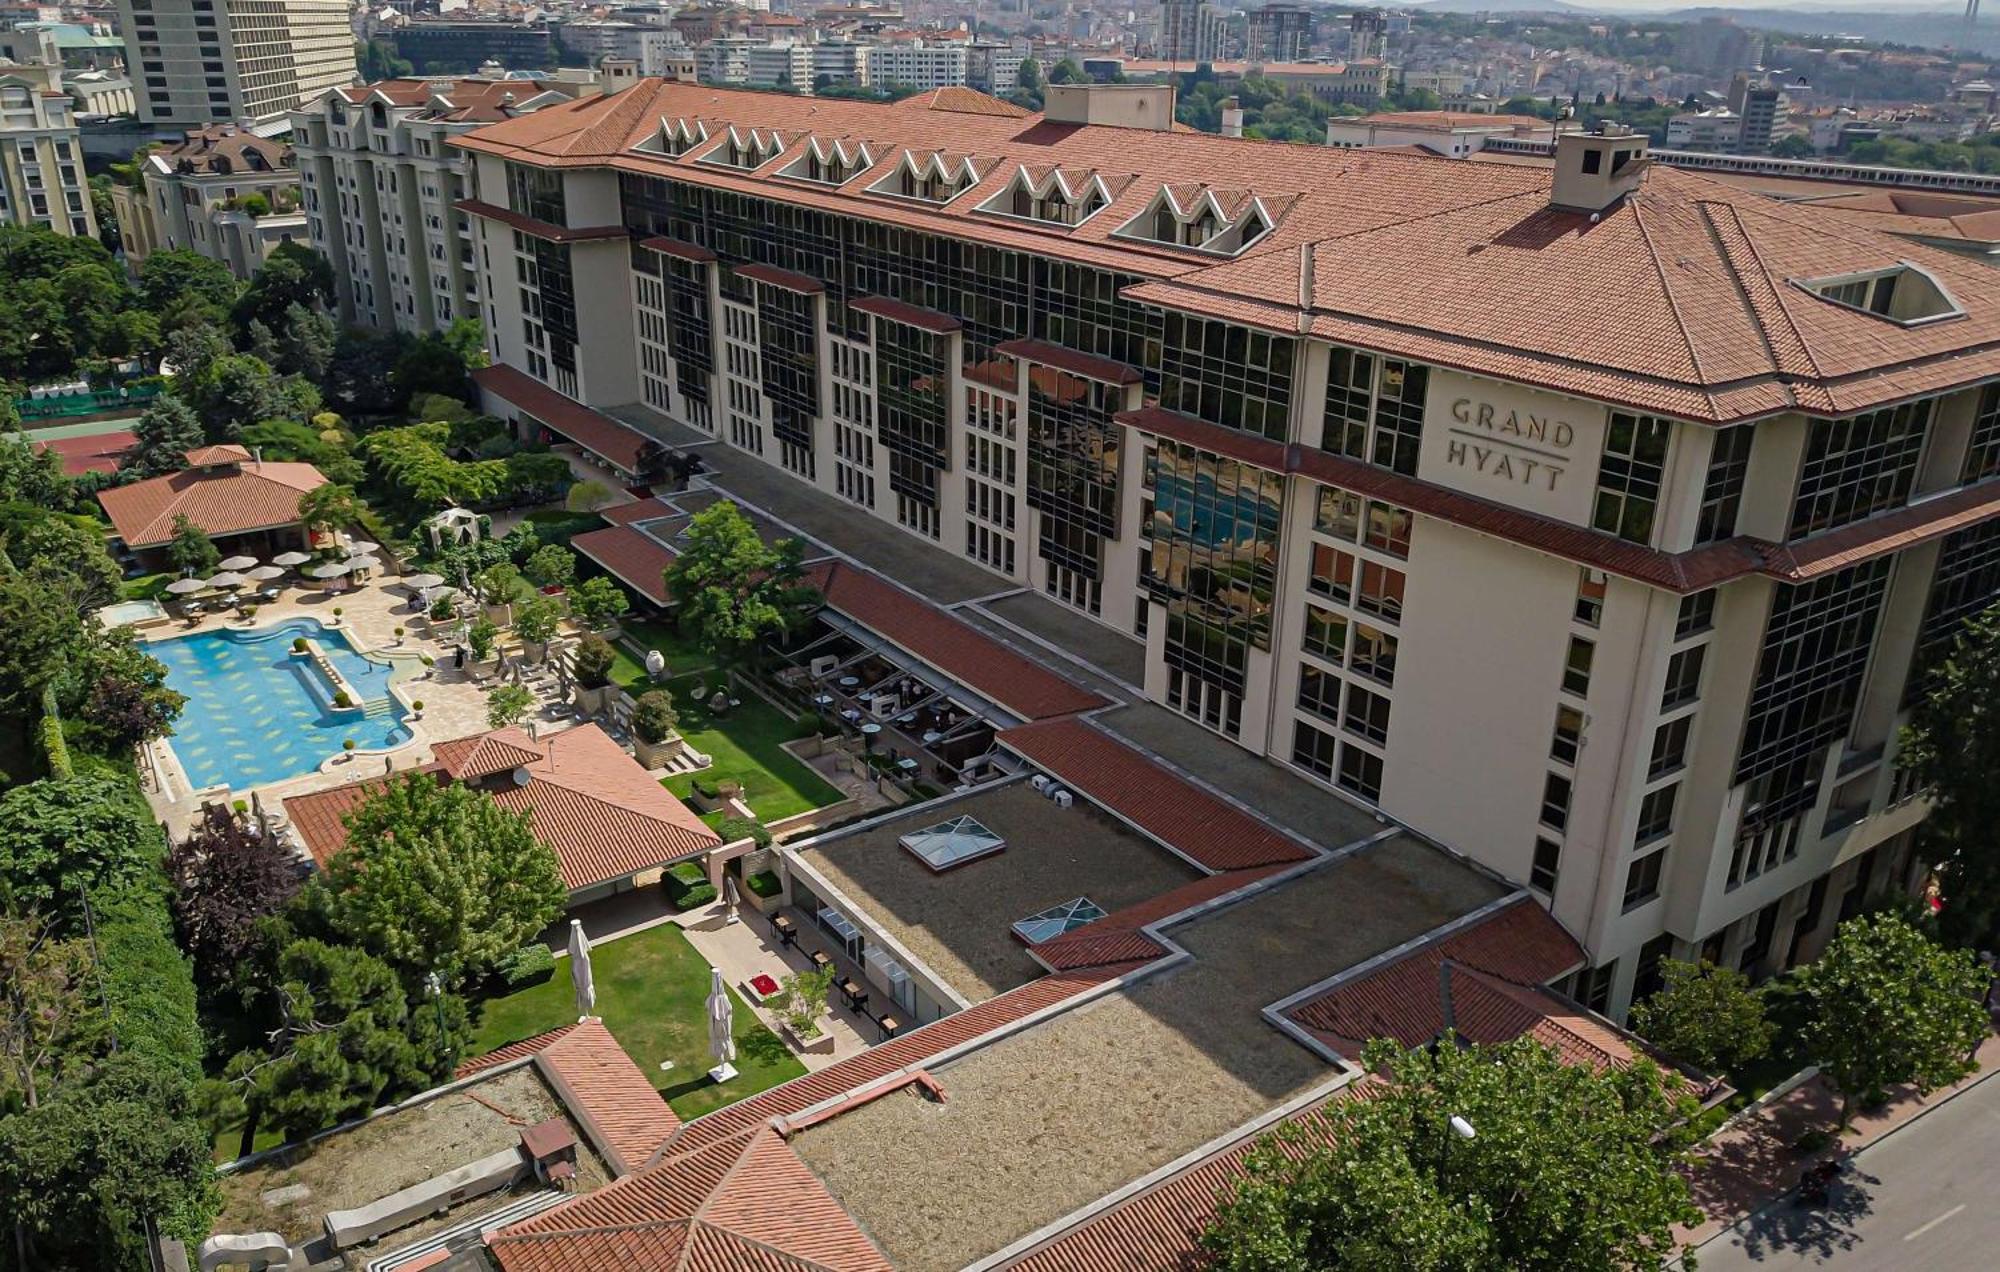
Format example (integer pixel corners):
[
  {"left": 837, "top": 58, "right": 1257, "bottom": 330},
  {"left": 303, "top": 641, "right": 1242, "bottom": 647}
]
[
  {"left": 205, "top": 572, "right": 249, "bottom": 590},
  {"left": 568, "top": 920, "right": 595, "bottom": 1020},
  {"left": 165, "top": 576, "right": 208, "bottom": 595},
  {"left": 403, "top": 572, "right": 446, "bottom": 590},
  {"left": 705, "top": 966, "right": 737, "bottom": 1082},
  {"left": 245, "top": 564, "right": 286, "bottom": 582},
  {"left": 307, "top": 561, "right": 352, "bottom": 579},
  {"left": 272, "top": 550, "right": 313, "bottom": 567},
  {"left": 342, "top": 539, "right": 380, "bottom": 556},
  {"left": 216, "top": 554, "right": 259, "bottom": 571}
]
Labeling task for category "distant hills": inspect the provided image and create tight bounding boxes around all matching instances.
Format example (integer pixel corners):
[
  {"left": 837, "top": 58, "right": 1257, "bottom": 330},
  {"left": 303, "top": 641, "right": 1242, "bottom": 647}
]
[{"left": 1400, "top": 2, "right": 2000, "bottom": 60}]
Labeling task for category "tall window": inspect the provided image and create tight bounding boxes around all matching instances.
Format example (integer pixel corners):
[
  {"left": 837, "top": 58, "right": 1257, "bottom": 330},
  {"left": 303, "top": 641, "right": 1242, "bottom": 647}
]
[
  {"left": 1157, "top": 315, "right": 1294, "bottom": 440},
  {"left": 1530, "top": 837, "right": 1561, "bottom": 895},
  {"left": 1695, "top": 425, "right": 1753, "bottom": 543},
  {"left": 1592, "top": 412, "right": 1671, "bottom": 544},
  {"left": 1789, "top": 400, "right": 1931, "bottom": 538},
  {"left": 1736, "top": 558, "right": 1894, "bottom": 790},
  {"left": 1963, "top": 383, "right": 2000, "bottom": 483},
  {"left": 1622, "top": 848, "right": 1666, "bottom": 912},
  {"left": 1323, "top": 350, "right": 1428, "bottom": 476}
]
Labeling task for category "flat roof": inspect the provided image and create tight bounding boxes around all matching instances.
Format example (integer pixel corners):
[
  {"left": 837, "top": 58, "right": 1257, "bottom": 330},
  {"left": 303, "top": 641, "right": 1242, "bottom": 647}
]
[
  {"left": 789, "top": 833, "right": 1509, "bottom": 1271},
  {"left": 796, "top": 782, "right": 1203, "bottom": 1002}
]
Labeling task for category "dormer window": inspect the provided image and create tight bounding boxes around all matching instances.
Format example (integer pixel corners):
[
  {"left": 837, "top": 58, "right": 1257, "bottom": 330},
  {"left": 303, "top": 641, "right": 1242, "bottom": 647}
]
[
  {"left": 702, "top": 127, "right": 783, "bottom": 172},
  {"left": 1797, "top": 262, "right": 1963, "bottom": 326},
  {"left": 657, "top": 118, "right": 708, "bottom": 158},
  {"left": 1117, "top": 185, "right": 1289, "bottom": 256},
  {"left": 869, "top": 151, "right": 982, "bottom": 205},
  {"left": 981, "top": 167, "right": 1112, "bottom": 228},
  {"left": 783, "top": 139, "right": 871, "bottom": 187}
]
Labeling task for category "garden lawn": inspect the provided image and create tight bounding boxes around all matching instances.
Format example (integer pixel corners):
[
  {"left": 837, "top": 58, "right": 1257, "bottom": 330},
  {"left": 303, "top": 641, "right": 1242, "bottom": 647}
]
[
  {"left": 612, "top": 620, "right": 713, "bottom": 689},
  {"left": 657, "top": 677, "right": 843, "bottom": 822},
  {"left": 467, "top": 922, "right": 806, "bottom": 1121},
  {"left": 121, "top": 572, "right": 173, "bottom": 601}
]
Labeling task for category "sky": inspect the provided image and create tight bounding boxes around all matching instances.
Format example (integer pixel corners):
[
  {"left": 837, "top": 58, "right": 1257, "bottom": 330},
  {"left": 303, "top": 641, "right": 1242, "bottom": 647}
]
[{"left": 1569, "top": 1, "right": 1957, "bottom": 10}]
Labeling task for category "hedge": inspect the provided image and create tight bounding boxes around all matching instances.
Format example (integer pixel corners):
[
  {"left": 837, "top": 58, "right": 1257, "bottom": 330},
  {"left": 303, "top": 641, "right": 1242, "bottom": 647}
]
[
  {"left": 664, "top": 861, "right": 717, "bottom": 911},
  {"left": 497, "top": 943, "right": 555, "bottom": 989},
  {"left": 715, "top": 817, "right": 772, "bottom": 849},
  {"left": 38, "top": 685, "right": 70, "bottom": 779},
  {"left": 745, "top": 870, "right": 781, "bottom": 899},
  {"left": 90, "top": 877, "right": 204, "bottom": 1085}
]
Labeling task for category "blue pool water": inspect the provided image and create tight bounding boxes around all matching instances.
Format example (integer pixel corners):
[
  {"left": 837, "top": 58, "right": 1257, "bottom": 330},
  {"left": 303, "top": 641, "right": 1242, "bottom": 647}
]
[{"left": 150, "top": 618, "right": 412, "bottom": 791}]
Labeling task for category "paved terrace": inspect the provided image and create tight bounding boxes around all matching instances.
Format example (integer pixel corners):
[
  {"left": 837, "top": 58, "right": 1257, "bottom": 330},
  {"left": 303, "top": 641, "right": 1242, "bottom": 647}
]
[
  {"left": 794, "top": 781, "right": 1203, "bottom": 1003},
  {"left": 788, "top": 833, "right": 1510, "bottom": 1272}
]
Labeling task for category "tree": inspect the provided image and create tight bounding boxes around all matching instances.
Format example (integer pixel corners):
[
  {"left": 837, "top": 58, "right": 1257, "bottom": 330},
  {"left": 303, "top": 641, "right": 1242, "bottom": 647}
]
[
  {"left": 0, "top": 775, "right": 164, "bottom": 927},
  {"left": 512, "top": 594, "right": 561, "bottom": 647},
  {"left": 1048, "top": 58, "right": 1082, "bottom": 85},
  {"left": 0, "top": 1051, "right": 221, "bottom": 1268},
  {"left": 1202, "top": 1038, "right": 1701, "bottom": 1271},
  {"left": 523, "top": 543, "right": 576, "bottom": 591},
  {"left": 1016, "top": 57, "right": 1042, "bottom": 92},
  {"left": 632, "top": 689, "right": 679, "bottom": 745},
  {"left": 1628, "top": 959, "right": 1773, "bottom": 1076},
  {"left": 74, "top": 627, "right": 186, "bottom": 753},
  {"left": 0, "top": 574, "right": 84, "bottom": 711},
  {"left": 230, "top": 243, "right": 334, "bottom": 339},
  {"left": 160, "top": 319, "right": 230, "bottom": 385},
  {"left": 570, "top": 633, "right": 616, "bottom": 687},
  {"left": 295, "top": 481, "right": 366, "bottom": 541},
  {"left": 275, "top": 301, "right": 337, "bottom": 381},
  {"left": 466, "top": 616, "right": 499, "bottom": 662},
  {"left": 164, "top": 806, "right": 302, "bottom": 985},
  {"left": 3, "top": 508, "right": 123, "bottom": 612},
  {"left": 1771, "top": 134, "right": 1815, "bottom": 159},
  {"left": 186, "top": 353, "right": 312, "bottom": 440},
  {"left": 303, "top": 773, "right": 566, "bottom": 983},
  {"left": 0, "top": 431, "right": 69, "bottom": 510},
  {"left": 485, "top": 683, "right": 536, "bottom": 731},
  {"left": 1794, "top": 913, "right": 1990, "bottom": 1129},
  {"left": 391, "top": 330, "right": 478, "bottom": 404},
  {"left": 137, "top": 249, "right": 240, "bottom": 325},
  {"left": 0, "top": 913, "right": 101, "bottom": 1109},
  {"left": 1900, "top": 601, "right": 2000, "bottom": 947},
  {"left": 566, "top": 478, "right": 612, "bottom": 513},
  {"left": 570, "top": 575, "right": 630, "bottom": 631},
  {"left": 476, "top": 560, "right": 522, "bottom": 607},
  {"left": 124, "top": 395, "right": 205, "bottom": 478},
  {"left": 165, "top": 512, "right": 219, "bottom": 576},
  {"left": 662, "top": 501, "right": 820, "bottom": 667}
]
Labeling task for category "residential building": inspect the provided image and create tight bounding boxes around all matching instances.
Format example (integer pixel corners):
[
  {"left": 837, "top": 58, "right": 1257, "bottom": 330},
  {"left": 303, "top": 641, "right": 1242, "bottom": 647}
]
[
  {"left": 1729, "top": 71, "right": 1786, "bottom": 156},
  {"left": 866, "top": 40, "right": 967, "bottom": 93},
  {"left": 1666, "top": 108, "right": 1744, "bottom": 152},
  {"left": 115, "top": 123, "right": 299, "bottom": 278},
  {"left": 557, "top": 19, "right": 673, "bottom": 70},
  {"left": 1327, "top": 110, "right": 1564, "bottom": 158},
  {"left": 0, "top": 56, "right": 92, "bottom": 236},
  {"left": 450, "top": 84, "right": 1985, "bottom": 1035},
  {"left": 966, "top": 41, "right": 1024, "bottom": 96},
  {"left": 115, "top": 0, "right": 355, "bottom": 128},
  {"left": 290, "top": 77, "right": 577, "bottom": 333},
  {"left": 811, "top": 40, "right": 871, "bottom": 90},
  {"left": 389, "top": 19, "right": 555, "bottom": 76},
  {"left": 1349, "top": 7, "right": 1387, "bottom": 61},
  {"left": 1246, "top": 3, "right": 1314, "bottom": 64},
  {"left": 1158, "top": 0, "right": 1225, "bottom": 66}
]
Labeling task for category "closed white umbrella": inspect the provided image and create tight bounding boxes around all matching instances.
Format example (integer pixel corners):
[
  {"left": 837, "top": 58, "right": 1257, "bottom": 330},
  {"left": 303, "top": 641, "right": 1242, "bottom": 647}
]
[
  {"left": 568, "top": 920, "right": 595, "bottom": 1021},
  {"left": 346, "top": 556, "right": 383, "bottom": 572},
  {"left": 165, "top": 576, "right": 208, "bottom": 595},
  {"left": 307, "top": 561, "right": 352, "bottom": 579},
  {"left": 272, "top": 550, "right": 313, "bottom": 567},
  {"left": 722, "top": 874, "right": 741, "bottom": 926},
  {"left": 216, "top": 554, "right": 259, "bottom": 571},
  {"left": 706, "top": 966, "right": 737, "bottom": 1082}
]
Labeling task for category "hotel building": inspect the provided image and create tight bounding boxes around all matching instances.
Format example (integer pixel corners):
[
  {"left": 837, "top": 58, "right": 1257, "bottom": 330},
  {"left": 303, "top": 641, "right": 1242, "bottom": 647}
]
[
  {"left": 0, "top": 57, "right": 92, "bottom": 238},
  {"left": 447, "top": 83, "right": 2000, "bottom": 1020},
  {"left": 115, "top": 0, "right": 355, "bottom": 129}
]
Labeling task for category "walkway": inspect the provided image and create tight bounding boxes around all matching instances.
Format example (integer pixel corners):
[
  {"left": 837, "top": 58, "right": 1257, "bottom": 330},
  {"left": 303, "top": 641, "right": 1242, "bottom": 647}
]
[{"left": 1686, "top": 1031, "right": 2000, "bottom": 1250}]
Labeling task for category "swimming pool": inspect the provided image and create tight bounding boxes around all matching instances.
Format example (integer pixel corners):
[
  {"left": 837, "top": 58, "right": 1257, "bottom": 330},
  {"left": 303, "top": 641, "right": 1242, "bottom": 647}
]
[{"left": 150, "top": 618, "right": 413, "bottom": 792}]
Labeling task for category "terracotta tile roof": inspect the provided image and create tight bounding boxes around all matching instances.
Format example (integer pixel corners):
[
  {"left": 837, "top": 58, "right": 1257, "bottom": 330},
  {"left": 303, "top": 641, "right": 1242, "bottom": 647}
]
[
  {"left": 639, "top": 235, "right": 720, "bottom": 263},
  {"left": 894, "top": 85, "right": 1031, "bottom": 118},
  {"left": 997, "top": 718, "right": 1317, "bottom": 871},
  {"left": 33, "top": 429, "right": 133, "bottom": 476},
  {"left": 284, "top": 724, "right": 720, "bottom": 894},
  {"left": 848, "top": 294, "right": 961, "bottom": 333},
  {"left": 735, "top": 262, "right": 826, "bottom": 294},
  {"left": 670, "top": 966, "right": 1129, "bottom": 1154},
  {"left": 536, "top": 1020, "right": 683, "bottom": 1175},
  {"left": 1284, "top": 895, "right": 1584, "bottom": 1059},
  {"left": 996, "top": 338, "right": 1143, "bottom": 385},
  {"left": 574, "top": 524, "right": 675, "bottom": 605},
  {"left": 453, "top": 198, "right": 631, "bottom": 244},
  {"left": 95, "top": 456, "right": 325, "bottom": 548},
  {"left": 455, "top": 1024, "right": 580, "bottom": 1078},
  {"left": 433, "top": 727, "right": 549, "bottom": 781},
  {"left": 148, "top": 124, "right": 291, "bottom": 175},
  {"left": 474, "top": 364, "right": 662, "bottom": 474},
  {"left": 1440, "top": 967, "right": 1641, "bottom": 1073},
  {"left": 183, "top": 443, "right": 252, "bottom": 466},
  {"left": 805, "top": 560, "right": 1108, "bottom": 720},
  {"left": 333, "top": 77, "right": 564, "bottom": 124},
  {"left": 487, "top": 1125, "right": 890, "bottom": 1271},
  {"left": 1029, "top": 863, "right": 1295, "bottom": 971}
]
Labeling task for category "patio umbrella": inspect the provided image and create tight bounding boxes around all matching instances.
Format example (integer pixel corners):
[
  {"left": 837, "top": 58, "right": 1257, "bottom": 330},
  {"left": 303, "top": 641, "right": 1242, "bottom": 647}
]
[
  {"left": 205, "top": 572, "right": 249, "bottom": 590},
  {"left": 164, "top": 576, "right": 208, "bottom": 595},
  {"left": 342, "top": 539, "right": 380, "bottom": 556},
  {"left": 403, "top": 572, "right": 445, "bottom": 590},
  {"left": 271, "top": 551, "right": 312, "bottom": 567},
  {"left": 216, "top": 554, "right": 259, "bottom": 571},
  {"left": 345, "top": 556, "right": 383, "bottom": 573},
  {"left": 568, "top": 920, "right": 595, "bottom": 1020},
  {"left": 723, "top": 874, "right": 741, "bottom": 926},
  {"left": 245, "top": 564, "right": 285, "bottom": 582},
  {"left": 306, "top": 561, "right": 352, "bottom": 579},
  {"left": 706, "top": 967, "right": 737, "bottom": 1081}
]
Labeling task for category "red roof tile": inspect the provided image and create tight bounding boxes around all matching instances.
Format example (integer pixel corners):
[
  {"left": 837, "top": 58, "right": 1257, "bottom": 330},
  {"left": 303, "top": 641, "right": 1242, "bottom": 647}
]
[
  {"left": 573, "top": 524, "right": 676, "bottom": 605},
  {"left": 33, "top": 429, "right": 134, "bottom": 476},
  {"left": 475, "top": 364, "right": 662, "bottom": 474},
  {"left": 1284, "top": 895, "right": 1584, "bottom": 1059},
  {"left": 997, "top": 718, "right": 1317, "bottom": 871},
  {"left": 432, "top": 726, "right": 547, "bottom": 781},
  {"left": 996, "top": 338, "right": 1144, "bottom": 385},
  {"left": 639, "top": 235, "right": 720, "bottom": 263},
  {"left": 453, "top": 198, "right": 631, "bottom": 244},
  {"left": 96, "top": 456, "right": 325, "bottom": 548},
  {"left": 806, "top": 560, "right": 1108, "bottom": 720},
  {"left": 285, "top": 725, "right": 719, "bottom": 894},
  {"left": 848, "top": 294, "right": 961, "bottom": 333},
  {"left": 536, "top": 1020, "right": 683, "bottom": 1175},
  {"left": 735, "top": 262, "right": 826, "bottom": 294},
  {"left": 456, "top": 1024, "right": 580, "bottom": 1078},
  {"left": 1029, "top": 863, "right": 1295, "bottom": 971}
]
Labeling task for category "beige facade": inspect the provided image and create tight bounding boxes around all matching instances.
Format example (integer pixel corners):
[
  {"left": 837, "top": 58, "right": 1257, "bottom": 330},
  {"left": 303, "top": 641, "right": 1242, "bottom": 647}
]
[
  {"left": 117, "top": 0, "right": 355, "bottom": 129},
  {"left": 119, "top": 124, "right": 299, "bottom": 278},
  {"left": 0, "top": 59, "right": 93, "bottom": 237}
]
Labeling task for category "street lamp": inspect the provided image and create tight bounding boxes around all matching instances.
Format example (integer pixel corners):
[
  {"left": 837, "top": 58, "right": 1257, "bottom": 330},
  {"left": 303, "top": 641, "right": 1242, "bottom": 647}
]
[
  {"left": 1449, "top": 1115, "right": 1476, "bottom": 1141},
  {"left": 1441, "top": 1112, "right": 1476, "bottom": 1192}
]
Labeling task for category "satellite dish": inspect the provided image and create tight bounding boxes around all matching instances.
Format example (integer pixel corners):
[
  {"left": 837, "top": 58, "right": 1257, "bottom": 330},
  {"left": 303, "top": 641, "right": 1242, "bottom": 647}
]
[{"left": 511, "top": 767, "right": 533, "bottom": 787}]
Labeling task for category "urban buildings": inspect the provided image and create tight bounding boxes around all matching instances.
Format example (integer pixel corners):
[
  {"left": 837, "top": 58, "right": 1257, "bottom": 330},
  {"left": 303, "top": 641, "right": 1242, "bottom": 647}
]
[
  {"left": 114, "top": 0, "right": 354, "bottom": 128},
  {"left": 442, "top": 81, "right": 1993, "bottom": 1029},
  {"left": 1157, "top": 0, "right": 1227, "bottom": 66},
  {"left": 0, "top": 56, "right": 92, "bottom": 237},
  {"left": 1729, "top": 71, "right": 1787, "bottom": 155},
  {"left": 289, "top": 77, "right": 578, "bottom": 332},
  {"left": 1327, "top": 109, "right": 1564, "bottom": 157},
  {"left": 1246, "top": 3, "right": 1315, "bottom": 64},
  {"left": 113, "top": 123, "right": 301, "bottom": 278},
  {"left": 1667, "top": 108, "right": 1745, "bottom": 152},
  {"left": 388, "top": 18, "right": 556, "bottom": 76}
]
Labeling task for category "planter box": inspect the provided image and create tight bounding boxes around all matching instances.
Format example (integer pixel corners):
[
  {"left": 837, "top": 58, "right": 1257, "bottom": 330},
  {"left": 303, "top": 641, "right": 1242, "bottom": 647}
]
[
  {"left": 742, "top": 886, "right": 780, "bottom": 916},
  {"left": 572, "top": 683, "right": 616, "bottom": 717},
  {"left": 483, "top": 602, "right": 514, "bottom": 627},
  {"left": 633, "top": 732, "right": 686, "bottom": 770},
  {"left": 780, "top": 1018, "right": 835, "bottom": 1055}
]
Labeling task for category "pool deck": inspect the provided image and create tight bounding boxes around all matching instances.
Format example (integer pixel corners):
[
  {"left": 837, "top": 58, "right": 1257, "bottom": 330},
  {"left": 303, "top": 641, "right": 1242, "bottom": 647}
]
[{"left": 135, "top": 580, "right": 518, "bottom": 839}]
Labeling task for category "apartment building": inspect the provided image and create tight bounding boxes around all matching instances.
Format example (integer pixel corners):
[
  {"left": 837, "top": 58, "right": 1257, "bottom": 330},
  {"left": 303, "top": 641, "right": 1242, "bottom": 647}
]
[
  {"left": 1246, "top": 3, "right": 1314, "bottom": 63},
  {"left": 289, "top": 78, "right": 583, "bottom": 333},
  {"left": 115, "top": 0, "right": 354, "bottom": 128},
  {"left": 114, "top": 123, "right": 298, "bottom": 277},
  {"left": 450, "top": 85, "right": 1998, "bottom": 1020},
  {"left": 865, "top": 40, "right": 967, "bottom": 92},
  {"left": 1158, "top": 0, "right": 1227, "bottom": 66},
  {"left": 0, "top": 57, "right": 91, "bottom": 237}
]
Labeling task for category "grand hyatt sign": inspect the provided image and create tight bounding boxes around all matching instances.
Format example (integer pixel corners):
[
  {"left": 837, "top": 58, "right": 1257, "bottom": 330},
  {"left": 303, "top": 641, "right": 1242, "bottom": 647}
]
[{"left": 1442, "top": 398, "right": 1579, "bottom": 492}]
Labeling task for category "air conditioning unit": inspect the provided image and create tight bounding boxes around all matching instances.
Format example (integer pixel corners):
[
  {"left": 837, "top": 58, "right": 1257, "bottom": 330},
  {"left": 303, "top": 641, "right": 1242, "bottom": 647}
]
[
  {"left": 1030, "top": 774, "right": 1049, "bottom": 793},
  {"left": 1052, "top": 790, "right": 1073, "bottom": 809},
  {"left": 810, "top": 655, "right": 839, "bottom": 679},
  {"left": 1045, "top": 785, "right": 1067, "bottom": 803}
]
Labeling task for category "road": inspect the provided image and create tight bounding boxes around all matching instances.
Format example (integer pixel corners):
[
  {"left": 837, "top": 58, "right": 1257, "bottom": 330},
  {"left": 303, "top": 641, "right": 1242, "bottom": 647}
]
[{"left": 1694, "top": 1071, "right": 2000, "bottom": 1269}]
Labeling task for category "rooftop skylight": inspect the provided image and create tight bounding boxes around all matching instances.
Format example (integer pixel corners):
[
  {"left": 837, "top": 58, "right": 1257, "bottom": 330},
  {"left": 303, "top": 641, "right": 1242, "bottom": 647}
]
[
  {"left": 1011, "top": 896, "right": 1108, "bottom": 944},
  {"left": 899, "top": 814, "right": 1005, "bottom": 872},
  {"left": 1795, "top": 262, "right": 1963, "bottom": 326}
]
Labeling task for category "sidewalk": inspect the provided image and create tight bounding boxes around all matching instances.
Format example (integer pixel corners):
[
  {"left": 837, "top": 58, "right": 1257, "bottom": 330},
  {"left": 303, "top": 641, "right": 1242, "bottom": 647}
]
[{"left": 1683, "top": 1031, "right": 1999, "bottom": 1245}]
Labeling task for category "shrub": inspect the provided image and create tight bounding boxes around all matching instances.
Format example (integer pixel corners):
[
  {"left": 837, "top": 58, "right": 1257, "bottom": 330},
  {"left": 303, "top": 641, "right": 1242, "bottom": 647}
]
[
  {"left": 292, "top": 636, "right": 308, "bottom": 653},
  {"left": 467, "top": 617, "right": 498, "bottom": 661},
  {"left": 331, "top": 690, "right": 352, "bottom": 708},
  {"left": 1795, "top": 1128, "right": 1833, "bottom": 1153},
  {"left": 38, "top": 713, "right": 71, "bottom": 780},
  {"left": 794, "top": 711, "right": 822, "bottom": 738},
  {"left": 430, "top": 594, "right": 455, "bottom": 621},
  {"left": 691, "top": 778, "right": 721, "bottom": 801},
  {"left": 497, "top": 943, "right": 555, "bottom": 989},
  {"left": 716, "top": 817, "right": 772, "bottom": 849},
  {"left": 572, "top": 633, "right": 616, "bottom": 688},
  {"left": 632, "top": 689, "right": 680, "bottom": 745},
  {"left": 664, "top": 860, "right": 717, "bottom": 911},
  {"left": 745, "top": 869, "right": 781, "bottom": 898},
  {"left": 411, "top": 700, "right": 424, "bottom": 712}
]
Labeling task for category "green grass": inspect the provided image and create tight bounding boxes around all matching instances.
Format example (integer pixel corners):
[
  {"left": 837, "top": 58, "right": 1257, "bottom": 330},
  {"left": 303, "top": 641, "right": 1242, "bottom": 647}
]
[
  {"left": 121, "top": 572, "right": 173, "bottom": 601},
  {"left": 611, "top": 620, "right": 714, "bottom": 689},
  {"left": 466, "top": 922, "right": 806, "bottom": 1120},
  {"left": 656, "top": 676, "right": 842, "bottom": 822}
]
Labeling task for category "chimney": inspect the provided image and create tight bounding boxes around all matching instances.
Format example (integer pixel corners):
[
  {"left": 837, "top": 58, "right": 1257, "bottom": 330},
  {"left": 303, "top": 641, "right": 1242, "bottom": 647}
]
[
  {"left": 1549, "top": 123, "right": 1650, "bottom": 215},
  {"left": 1220, "top": 97, "right": 1244, "bottom": 138}
]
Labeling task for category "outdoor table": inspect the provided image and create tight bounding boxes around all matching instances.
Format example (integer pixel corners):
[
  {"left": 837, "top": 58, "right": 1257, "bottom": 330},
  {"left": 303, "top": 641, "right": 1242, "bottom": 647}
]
[
  {"left": 841, "top": 708, "right": 862, "bottom": 722},
  {"left": 896, "top": 758, "right": 920, "bottom": 772},
  {"left": 772, "top": 914, "right": 797, "bottom": 948},
  {"left": 922, "top": 731, "right": 943, "bottom": 745},
  {"left": 860, "top": 723, "right": 882, "bottom": 736},
  {"left": 811, "top": 950, "right": 833, "bottom": 973},
  {"left": 813, "top": 694, "right": 833, "bottom": 706},
  {"left": 839, "top": 676, "right": 860, "bottom": 688},
  {"left": 878, "top": 1016, "right": 901, "bottom": 1040},
  {"left": 840, "top": 978, "right": 868, "bottom": 1011},
  {"left": 896, "top": 713, "right": 917, "bottom": 725}
]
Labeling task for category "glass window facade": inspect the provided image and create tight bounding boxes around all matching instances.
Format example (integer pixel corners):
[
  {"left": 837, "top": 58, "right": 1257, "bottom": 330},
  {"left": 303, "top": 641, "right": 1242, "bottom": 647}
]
[
  {"left": 1156, "top": 313, "right": 1295, "bottom": 440},
  {"left": 1027, "top": 369, "right": 1121, "bottom": 582},
  {"left": 1789, "top": 401, "right": 1931, "bottom": 538},
  {"left": 1695, "top": 424, "right": 1753, "bottom": 544},
  {"left": 1322, "top": 350, "right": 1428, "bottom": 475},
  {"left": 1963, "top": 384, "right": 2000, "bottom": 483},
  {"left": 505, "top": 161, "right": 564, "bottom": 224},
  {"left": 875, "top": 317, "right": 949, "bottom": 509},
  {"left": 757, "top": 285, "right": 819, "bottom": 453},
  {"left": 1905, "top": 518, "right": 2000, "bottom": 704},
  {"left": 1592, "top": 411, "right": 1671, "bottom": 544}
]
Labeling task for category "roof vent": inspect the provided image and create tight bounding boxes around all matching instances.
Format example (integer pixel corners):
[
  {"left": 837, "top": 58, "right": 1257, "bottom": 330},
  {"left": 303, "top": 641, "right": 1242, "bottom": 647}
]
[{"left": 1549, "top": 124, "right": 1649, "bottom": 214}]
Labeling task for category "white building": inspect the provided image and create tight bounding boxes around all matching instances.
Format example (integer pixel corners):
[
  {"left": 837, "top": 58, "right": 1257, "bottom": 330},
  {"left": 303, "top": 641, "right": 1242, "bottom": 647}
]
[
  {"left": 0, "top": 58, "right": 92, "bottom": 237},
  {"left": 1326, "top": 109, "right": 1562, "bottom": 158},
  {"left": 1666, "top": 109, "right": 1743, "bottom": 152},
  {"left": 866, "top": 41, "right": 968, "bottom": 92},
  {"left": 115, "top": 0, "right": 355, "bottom": 129}
]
